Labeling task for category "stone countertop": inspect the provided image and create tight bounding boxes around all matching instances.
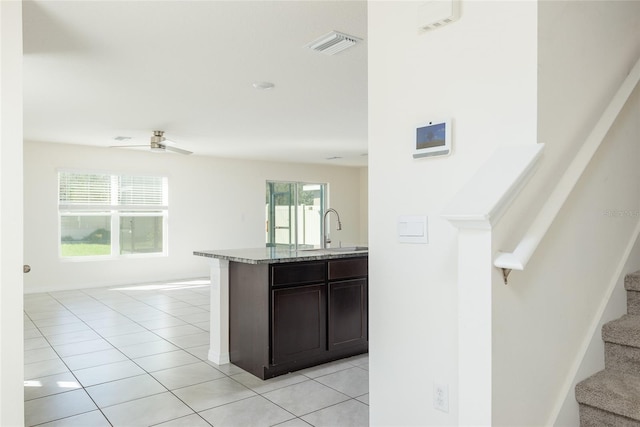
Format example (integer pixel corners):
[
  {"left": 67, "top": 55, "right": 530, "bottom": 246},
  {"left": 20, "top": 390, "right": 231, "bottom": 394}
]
[{"left": 193, "top": 246, "right": 368, "bottom": 265}]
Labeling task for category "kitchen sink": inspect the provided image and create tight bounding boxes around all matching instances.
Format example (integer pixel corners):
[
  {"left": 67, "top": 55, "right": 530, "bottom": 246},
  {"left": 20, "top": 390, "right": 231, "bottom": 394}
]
[
  {"left": 296, "top": 246, "right": 368, "bottom": 253},
  {"left": 326, "top": 246, "right": 368, "bottom": 252}
]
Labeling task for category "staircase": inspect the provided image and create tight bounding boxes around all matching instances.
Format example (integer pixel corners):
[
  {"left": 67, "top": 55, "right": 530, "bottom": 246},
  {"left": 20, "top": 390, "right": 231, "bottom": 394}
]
[{"left": 575, "top": 271, "right": 640, "bottom": 426}]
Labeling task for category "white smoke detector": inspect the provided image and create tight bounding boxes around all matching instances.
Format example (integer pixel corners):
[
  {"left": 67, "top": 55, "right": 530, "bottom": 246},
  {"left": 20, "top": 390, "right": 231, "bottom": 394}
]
[
  {"left": 306, "top": 31, "right": 362, "bottom": 56},
  {"left": 417, "top": 0, "right": 460, "bottom": 33},
  {"left": 252, "top": 81, "right": 275, "bottom": 90}
]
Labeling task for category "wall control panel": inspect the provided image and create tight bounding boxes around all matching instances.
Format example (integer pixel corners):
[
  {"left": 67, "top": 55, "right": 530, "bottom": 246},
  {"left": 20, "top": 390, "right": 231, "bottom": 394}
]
[{"left": 398, "top": 215, "right": 428, "bottom": 244}]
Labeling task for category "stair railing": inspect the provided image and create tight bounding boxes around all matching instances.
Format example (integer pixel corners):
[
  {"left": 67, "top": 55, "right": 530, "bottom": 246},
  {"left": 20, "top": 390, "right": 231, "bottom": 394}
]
[{"left": 495, "top": 56, "right": 640, "bottom": 284}]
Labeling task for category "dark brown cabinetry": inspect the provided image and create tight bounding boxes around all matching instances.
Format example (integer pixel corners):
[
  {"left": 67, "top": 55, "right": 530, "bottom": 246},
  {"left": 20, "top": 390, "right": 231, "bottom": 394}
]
[
  {"left": 328, "top": 278, "right": 367, "bottom": 350},
  {"left": 229, "top": 256, "right": 368, "bottom": 379},
  {"left": 272, "top": 283, "right": 327, "bottom": 365}
]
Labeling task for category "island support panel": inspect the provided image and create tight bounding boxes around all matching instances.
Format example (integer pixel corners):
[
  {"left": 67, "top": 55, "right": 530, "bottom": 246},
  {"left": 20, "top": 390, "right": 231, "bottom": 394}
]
[{"left": 208, "top": 258, "right": 230, "bottom": 364}]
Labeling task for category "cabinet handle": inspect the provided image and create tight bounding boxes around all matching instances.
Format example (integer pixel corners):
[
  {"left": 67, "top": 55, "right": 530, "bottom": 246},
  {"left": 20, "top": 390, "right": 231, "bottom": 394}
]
[{"left": 23, "top": 265, "right": 31, "bottom": 273}]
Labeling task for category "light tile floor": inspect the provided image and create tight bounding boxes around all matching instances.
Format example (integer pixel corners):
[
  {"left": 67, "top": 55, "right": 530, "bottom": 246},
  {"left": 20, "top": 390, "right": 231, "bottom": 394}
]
[{"left": 24, "top": 279, "right": 369, "bottom": 426}]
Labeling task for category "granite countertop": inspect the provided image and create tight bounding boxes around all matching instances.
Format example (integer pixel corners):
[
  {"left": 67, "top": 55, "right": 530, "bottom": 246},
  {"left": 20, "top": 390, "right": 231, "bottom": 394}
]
[{"left": 193, "top": 245, "right": 368, "bottom": 265}]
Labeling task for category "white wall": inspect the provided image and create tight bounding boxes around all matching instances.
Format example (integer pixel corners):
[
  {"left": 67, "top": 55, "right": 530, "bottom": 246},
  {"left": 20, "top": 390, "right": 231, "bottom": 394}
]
[
  {"left": 491, "top": 2, "right": 640, "bottom": 426},
  {"left": 24, "top": 141, "right": 366, "bottom": 293},
  {"left": 368, "top": 2, "right": 537, "bottom": 425},
  {"left": 0, "top": 0, "right": 24, "bottom": 424}
]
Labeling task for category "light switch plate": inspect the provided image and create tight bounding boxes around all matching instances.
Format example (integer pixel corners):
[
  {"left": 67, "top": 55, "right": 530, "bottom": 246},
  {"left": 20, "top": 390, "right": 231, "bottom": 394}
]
[{"left": 398, "top": 215, "right": 428, "bottom": 243}]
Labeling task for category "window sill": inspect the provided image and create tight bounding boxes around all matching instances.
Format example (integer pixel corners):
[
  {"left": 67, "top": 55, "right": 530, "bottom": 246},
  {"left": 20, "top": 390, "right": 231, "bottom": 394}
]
[{"left": 60, "top": 253, "right": 168, "bottom": 262}]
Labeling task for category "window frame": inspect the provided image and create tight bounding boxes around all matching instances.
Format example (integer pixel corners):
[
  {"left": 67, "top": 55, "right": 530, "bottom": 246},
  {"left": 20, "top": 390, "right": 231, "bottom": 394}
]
[
  {"left": 58, "top": 169, "right": 169, "bottom": 261},
  {"left": 265, "top": 180, "right": 327, "bottom": 250}
]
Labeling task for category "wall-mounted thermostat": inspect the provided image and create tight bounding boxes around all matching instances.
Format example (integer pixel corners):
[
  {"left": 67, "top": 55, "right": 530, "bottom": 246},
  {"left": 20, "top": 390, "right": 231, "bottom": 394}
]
[
  {"left": 417, "top": 0, "right": 461, "bottom": 33},
  {"left": 413, "top": 118, "right": 452, "bottom": 159}
]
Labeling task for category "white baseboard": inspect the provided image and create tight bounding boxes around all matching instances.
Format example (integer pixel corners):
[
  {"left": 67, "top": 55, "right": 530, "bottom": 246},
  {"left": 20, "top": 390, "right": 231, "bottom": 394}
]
[{"left": 208, "top": 348, "right": 230, "bottom": 365}]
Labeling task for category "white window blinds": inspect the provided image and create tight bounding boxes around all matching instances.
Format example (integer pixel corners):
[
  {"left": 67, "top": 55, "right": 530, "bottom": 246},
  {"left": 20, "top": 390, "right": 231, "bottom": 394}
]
[
  {"left": 59, "top": 172, "right": 167, "bottom": 210},
  {"left": 118, "top": 175, "right": 166, "bottom": 207},
  {"left": 58, "top": 173, "right": 111, "bottom": 206}
]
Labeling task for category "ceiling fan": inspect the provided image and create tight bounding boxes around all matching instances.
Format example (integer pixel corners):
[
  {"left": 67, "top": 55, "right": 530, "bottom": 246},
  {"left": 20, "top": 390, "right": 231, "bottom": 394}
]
[{"left": 111, "top": 130, "right": 193, "bottom": 155}]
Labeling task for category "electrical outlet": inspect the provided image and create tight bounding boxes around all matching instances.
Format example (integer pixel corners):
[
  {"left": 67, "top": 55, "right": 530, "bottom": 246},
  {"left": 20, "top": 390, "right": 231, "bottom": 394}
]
[{"left": 433, "top": 383, "right": 449, "bottom": 413}]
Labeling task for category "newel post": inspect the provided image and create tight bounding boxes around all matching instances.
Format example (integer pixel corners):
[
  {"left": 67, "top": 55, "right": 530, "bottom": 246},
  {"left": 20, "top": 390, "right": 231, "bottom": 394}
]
[
  {"left": 442, "top": 144, "right": 545, "bottom": 424},
  {"left": 449, "top": 221, "right": 494, "bottom": 425}
]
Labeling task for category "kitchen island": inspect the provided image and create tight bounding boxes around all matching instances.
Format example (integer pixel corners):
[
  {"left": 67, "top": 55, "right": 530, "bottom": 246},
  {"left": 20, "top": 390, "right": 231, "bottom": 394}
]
[{"left": 194, "top": 247, "right": 368, "bottom": 379}]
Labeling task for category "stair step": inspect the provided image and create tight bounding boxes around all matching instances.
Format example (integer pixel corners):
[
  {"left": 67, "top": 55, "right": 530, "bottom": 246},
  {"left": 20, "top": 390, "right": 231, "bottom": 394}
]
[
  {"left": 578, "top": 403, "right": 640, "bottom": 427},
  {"left": 603, "top": 315, "right": 640, "bottom": 348},
  {"left": 625, "top": 271, "right": 640, "bottom": 292},
  {"left": 605, "top": 342, "right": 640, "bottom": 375},
  {"left": 576, "top": 370, "right": 640, "bottom": 422},
  {"left": 628, "top": 289, "right": 640, "bottom": 315}
]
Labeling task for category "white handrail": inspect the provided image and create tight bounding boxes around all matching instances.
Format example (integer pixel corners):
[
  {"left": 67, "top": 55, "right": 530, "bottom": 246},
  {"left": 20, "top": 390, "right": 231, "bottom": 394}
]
[{"left": 495, "top": 56, "right": 640, "bottom": 281}]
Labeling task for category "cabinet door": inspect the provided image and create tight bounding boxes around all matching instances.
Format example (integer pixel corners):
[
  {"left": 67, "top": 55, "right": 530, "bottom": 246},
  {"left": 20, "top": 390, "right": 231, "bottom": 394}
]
[
  {"left": 328, "top": 278, "right": 368, "bottom": 350},
  {"left": 272, "top": 284, "right": 327, "bottom": 365}
]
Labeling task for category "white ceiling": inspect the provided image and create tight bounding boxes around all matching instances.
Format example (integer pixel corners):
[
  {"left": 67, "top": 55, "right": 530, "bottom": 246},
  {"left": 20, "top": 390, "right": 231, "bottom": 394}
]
[{"left": 22, "top": 1, "right": 368, "bottom": 167}]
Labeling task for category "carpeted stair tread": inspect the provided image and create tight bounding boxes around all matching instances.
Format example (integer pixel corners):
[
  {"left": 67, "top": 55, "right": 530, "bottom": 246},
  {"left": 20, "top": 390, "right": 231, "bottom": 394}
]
[
  {"left": 602, "top": 315, "right": 640, "bottom": 348},
  {"left": 579, "top": 404, "right": 640, "bottom": 427},
  {"left": 576, "top": 369, "right": 640, "bottom": 421},
  {"left": 625, "top": 271, "right": 640, "bottom": 292}
]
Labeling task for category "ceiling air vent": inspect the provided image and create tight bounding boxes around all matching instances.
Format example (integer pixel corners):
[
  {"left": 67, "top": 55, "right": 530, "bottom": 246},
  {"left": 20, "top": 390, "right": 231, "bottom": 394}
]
[{"left": 307, "top": 31, "right": 362, "bottom": 56}]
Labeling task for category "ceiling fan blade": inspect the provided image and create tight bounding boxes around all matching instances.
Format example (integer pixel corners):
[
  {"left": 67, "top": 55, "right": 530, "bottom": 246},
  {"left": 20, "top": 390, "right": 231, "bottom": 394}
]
[
  {"left": 164, "top": 145, "right": 193, "bottom": 155},
  {"left": 109, "top": 144, "right": 148, "bottom": 148}
]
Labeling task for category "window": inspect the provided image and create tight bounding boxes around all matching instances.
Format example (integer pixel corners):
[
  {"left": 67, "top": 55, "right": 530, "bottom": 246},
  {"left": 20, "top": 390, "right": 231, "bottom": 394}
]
[
  {"left": 58, "top": 171, "right": 168, "bottom": 258},
  {"left": 266, "top": 181, "right": 326, "bottom": 249}
]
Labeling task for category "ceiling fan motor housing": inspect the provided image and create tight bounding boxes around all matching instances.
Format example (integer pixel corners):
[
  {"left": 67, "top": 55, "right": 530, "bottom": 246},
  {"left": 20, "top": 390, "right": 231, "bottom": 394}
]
[{"left": 151, "top": 130, "right": 165, "bottom": 144}]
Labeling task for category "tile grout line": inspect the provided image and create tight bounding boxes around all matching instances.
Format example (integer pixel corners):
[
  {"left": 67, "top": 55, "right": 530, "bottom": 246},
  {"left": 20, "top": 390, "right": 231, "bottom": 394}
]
[
  {"left": 26, "top": 283, "right": 369, "bottom": 427},
  {"left": 59, "top": 288, "right": 212, "bottom": 425},
  {"left": 72, "top": 285, "right": 223, "bottom": 426},
  {"left": 26, "top": 287, "right": 218, "bottom": 425},
  {"left": 33, "top": 288, "right": 208, "bottom": 424},
  {"left": 23, "top": 304, "right": 115, "bottom": 427},
  {"left": 117, "top": 283, "right": 310, "bottom": 426},
  {"left": 106, "top": 286, "right": 228, "bottom": 427}
]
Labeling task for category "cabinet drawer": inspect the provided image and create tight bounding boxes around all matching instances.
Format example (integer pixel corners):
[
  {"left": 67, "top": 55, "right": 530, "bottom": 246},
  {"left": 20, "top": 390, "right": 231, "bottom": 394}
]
[
  {"left": 271, "top": 262, "right": 326, "bottom": 287},
  {"left": 328, "top": 258, "right": 368, "bottom": 281}
]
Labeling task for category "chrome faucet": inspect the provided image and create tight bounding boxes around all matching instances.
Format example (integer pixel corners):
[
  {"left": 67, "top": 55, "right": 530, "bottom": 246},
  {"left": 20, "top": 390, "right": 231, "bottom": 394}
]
[{"left": 323, "top": 208, "right": 342, "bottom": 248}]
